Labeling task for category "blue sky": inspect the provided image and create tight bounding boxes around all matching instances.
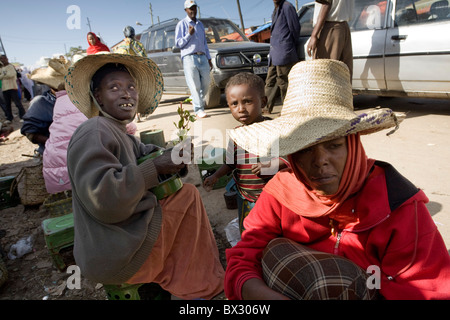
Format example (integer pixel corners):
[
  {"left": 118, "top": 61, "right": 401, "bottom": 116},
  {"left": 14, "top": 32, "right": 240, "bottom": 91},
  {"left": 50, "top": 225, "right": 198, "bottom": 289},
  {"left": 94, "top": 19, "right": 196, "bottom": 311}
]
[{"left": 0, "top": 0, "right": 310, "bottom": 68}]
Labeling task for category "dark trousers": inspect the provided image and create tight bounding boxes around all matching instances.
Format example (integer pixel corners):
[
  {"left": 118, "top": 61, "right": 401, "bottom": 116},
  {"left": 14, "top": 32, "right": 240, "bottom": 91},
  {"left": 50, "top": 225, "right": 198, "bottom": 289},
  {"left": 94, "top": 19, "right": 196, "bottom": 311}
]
[
  {"left": 314, "top": 21, "right": 353, "bottom": 82},
  {"left": 0, "top": 91, "right": 7, "bottom": 116},
  {"left": 2, "top": 89, "right": 26, "bottom": 121},
  {"left": 264, "top": 62, "right": 295, "bottom": 113}
]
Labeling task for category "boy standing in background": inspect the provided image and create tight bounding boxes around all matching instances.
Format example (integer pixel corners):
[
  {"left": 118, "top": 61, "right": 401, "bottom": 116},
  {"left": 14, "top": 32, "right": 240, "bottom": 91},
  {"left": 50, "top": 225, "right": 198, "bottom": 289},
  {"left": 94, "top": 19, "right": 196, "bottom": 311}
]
[{"left": 204, "top": 73, "right": 288, "bottom": 232}]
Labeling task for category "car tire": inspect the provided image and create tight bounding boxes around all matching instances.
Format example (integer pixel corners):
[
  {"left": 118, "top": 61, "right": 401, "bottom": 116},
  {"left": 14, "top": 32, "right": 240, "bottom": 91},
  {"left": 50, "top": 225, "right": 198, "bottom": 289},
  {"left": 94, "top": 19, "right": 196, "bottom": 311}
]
[{"left": 205, "top": 75, "right": 222, "bottom": 108}]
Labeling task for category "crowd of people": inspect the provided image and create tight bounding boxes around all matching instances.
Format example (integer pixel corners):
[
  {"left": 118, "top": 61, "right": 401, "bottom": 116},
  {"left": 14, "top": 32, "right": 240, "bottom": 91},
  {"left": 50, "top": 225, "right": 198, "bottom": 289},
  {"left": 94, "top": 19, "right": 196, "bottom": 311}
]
[{"left": 0, "top": 0, "right": 449, "bottom": 301}]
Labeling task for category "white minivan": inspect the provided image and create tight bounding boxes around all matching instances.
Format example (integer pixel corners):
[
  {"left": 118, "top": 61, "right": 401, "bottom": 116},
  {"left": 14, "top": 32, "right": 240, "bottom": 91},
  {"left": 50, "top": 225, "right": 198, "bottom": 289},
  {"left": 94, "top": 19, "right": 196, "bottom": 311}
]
[{"left": 298, "top": 0, "right": 450, "bottom": 99}]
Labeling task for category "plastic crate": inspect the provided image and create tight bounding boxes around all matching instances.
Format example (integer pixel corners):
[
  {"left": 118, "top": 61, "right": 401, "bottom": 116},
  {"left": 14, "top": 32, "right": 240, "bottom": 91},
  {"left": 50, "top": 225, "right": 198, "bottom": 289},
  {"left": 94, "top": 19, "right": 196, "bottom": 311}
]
[{"left": 197, "top": 148, "right": 232, "bottom": 190}]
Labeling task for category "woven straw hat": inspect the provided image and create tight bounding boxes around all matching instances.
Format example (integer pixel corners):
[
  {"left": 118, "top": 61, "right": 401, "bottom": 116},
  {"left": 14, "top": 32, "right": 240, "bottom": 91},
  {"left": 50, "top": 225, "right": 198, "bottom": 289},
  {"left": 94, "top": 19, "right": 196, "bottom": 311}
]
[
  {"left": 65, "top": 53, "right": 163, "bottom": 119},
  {"left": 29, "top": 58, "right": 70, "bottom": 90},
  {"left": 229, "top": 59, "right": 405, "bottom": 157}
]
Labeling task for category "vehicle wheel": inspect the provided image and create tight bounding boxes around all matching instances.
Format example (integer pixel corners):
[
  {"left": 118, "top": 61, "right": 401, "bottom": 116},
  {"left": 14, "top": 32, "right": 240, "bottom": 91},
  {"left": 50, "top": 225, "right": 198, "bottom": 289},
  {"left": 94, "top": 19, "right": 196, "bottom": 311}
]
[{"left": 205, "top": 76, "right": 222, "bottom": 108}]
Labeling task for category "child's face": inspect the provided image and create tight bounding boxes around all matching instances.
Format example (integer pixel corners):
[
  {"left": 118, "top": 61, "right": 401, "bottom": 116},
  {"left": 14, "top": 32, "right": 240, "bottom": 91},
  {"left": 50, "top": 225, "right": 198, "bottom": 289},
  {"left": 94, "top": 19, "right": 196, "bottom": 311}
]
[
  {"left": 94, "top": 70, "right": 139, "bottom": 121},
  {"left": 226, "top": 84, "right": 266, "bottom": 126}
]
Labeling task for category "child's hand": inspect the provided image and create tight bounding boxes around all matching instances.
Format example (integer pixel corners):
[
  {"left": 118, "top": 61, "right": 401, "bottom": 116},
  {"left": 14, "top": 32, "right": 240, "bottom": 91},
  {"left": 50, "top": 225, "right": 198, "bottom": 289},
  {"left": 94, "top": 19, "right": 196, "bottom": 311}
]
[
  {"left": 251, "top": 162, "right": 270, "bottom": 176},
  {"left": 203, "top": 175, "right": 217, "bottom": 192},
  {"left": 252, "top": 159, "right": 286, "bottom": 177}
]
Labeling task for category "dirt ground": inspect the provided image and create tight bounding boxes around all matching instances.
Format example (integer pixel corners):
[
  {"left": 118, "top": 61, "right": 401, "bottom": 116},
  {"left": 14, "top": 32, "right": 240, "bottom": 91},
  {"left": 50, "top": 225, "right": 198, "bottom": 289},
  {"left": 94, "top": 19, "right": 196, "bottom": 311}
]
[{"left": 0, "top": 100, "right": 236, "bottom": 300}]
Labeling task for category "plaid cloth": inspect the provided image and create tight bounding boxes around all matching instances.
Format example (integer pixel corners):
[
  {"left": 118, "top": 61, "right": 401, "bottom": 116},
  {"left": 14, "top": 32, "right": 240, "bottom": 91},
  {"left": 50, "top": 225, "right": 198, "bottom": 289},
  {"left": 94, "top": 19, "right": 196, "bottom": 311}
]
[{"left": 262, "top": 238, "right": 378, "bottom": 300}]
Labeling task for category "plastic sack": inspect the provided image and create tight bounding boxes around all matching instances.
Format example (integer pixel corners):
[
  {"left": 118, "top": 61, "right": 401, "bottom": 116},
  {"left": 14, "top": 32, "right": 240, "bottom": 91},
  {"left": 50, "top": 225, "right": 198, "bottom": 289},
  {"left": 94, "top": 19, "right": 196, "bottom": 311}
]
[
  {"left": 8, "top": 235, "right": 34, "bottom": 260},
  {"left": 224, "top": 217, "right": 241, "bottom": 247}
]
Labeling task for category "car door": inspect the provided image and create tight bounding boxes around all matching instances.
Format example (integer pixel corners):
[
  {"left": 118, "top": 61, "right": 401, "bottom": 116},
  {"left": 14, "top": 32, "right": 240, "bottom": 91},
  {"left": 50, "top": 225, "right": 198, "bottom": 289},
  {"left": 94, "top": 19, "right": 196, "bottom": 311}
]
[
  {"left": 148, "top": 28, "right": 168, "bottom": 81},
  {"left": 160, "top": 28, "right": 187, "bottom": 93},
  {"left": 385, "top": 0, "right": 450, "bottom": 96},
  {"left": 147, "top": 27, "right": 188, "bottom": 93},
  {"left": 297, "top": 1, "right": 388, "bottom": 91},
  {"left": 351, "top": 0, "right": 389, "bottom": 91}
]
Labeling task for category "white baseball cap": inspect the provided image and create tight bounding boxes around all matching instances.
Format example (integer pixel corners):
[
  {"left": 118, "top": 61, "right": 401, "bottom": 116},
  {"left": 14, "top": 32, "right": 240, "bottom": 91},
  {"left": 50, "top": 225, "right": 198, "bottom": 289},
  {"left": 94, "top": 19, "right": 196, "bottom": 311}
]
[{"left": 184, "top": 0, "right": 197, "bottom": 9}]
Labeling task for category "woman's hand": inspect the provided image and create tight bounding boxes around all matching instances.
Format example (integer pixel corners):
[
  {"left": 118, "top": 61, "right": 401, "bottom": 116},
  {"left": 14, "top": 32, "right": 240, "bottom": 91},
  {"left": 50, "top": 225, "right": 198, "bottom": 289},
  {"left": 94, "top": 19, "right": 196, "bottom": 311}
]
[
  {"left": 152, "top": 140, "right": 193, "bottom": 175},
  {"left": 152, "top": 149, "right": 186, "bottom": 175},
  {"left": 242, "top": 278, "right": 290, "bottom": 300}
]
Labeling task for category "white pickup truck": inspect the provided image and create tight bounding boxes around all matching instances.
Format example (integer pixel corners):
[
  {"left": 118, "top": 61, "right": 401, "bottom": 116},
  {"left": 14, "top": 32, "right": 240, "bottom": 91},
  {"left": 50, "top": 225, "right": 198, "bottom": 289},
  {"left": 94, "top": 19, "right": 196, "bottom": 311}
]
[{"left": 298, "top": 0, "right": 450, "bottom": 99}]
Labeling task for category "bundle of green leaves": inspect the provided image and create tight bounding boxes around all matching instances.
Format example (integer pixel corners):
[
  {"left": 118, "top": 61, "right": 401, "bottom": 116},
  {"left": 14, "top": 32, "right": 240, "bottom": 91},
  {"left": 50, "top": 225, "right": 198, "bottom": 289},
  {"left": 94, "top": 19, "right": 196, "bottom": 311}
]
[{"left": 173, "top": 99, "right": 196, "bottom": 143}]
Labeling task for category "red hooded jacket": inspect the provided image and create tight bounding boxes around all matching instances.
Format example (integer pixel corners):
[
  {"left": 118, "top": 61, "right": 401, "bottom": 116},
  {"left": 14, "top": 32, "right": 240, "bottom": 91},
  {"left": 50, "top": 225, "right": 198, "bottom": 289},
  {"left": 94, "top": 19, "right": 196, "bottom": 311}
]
[{"left": 225, "top": 161, "right": 450, "bottom": 300}]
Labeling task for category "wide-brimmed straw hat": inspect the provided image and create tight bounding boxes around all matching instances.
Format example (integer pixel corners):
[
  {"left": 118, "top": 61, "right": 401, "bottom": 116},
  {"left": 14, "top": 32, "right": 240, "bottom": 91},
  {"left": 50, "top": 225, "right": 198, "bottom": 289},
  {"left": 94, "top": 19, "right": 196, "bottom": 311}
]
[
  {"left": 229, "top": 59, "right": 405, "bottom": 157},
  {"left": 65, "top": 53, "right": 163, "bottom": 119},
  {"left": 29, "top": 58, "right": 70, "bottom": 90}
]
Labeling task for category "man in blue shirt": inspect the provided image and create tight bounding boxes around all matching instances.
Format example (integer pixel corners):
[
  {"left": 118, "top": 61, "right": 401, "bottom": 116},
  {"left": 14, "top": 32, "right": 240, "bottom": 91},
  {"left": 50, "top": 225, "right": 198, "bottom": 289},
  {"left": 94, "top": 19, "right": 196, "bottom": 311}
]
[
  {"left": 175, "top": 0, "right": 212, "bottom": 119},
  {"left": 264, "top": 0, "right": 300, "bottom": 114}
]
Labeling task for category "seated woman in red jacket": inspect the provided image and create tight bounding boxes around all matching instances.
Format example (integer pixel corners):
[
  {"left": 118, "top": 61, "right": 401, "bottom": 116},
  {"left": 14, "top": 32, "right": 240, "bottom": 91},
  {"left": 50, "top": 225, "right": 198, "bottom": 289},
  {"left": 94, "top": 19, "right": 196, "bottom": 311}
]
[{"left": 224, "top": 59, "right": 450, "bottom": 300}]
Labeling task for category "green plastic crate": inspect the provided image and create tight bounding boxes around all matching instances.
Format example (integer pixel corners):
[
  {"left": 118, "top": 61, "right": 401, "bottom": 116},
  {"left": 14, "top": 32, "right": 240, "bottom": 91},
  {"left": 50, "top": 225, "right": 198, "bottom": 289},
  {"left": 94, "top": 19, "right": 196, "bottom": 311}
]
[
  {"left": 197, "top": 148, "right": 232, "bottom": 189},
  {"left": 41, "top": 213, "right": 74, "bottom": 271}
]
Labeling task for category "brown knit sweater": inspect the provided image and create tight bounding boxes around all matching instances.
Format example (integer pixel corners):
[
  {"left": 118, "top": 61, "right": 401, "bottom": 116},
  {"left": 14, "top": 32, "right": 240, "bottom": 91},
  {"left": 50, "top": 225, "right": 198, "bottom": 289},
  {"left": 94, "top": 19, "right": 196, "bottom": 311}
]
[{"left": 67, "top": 116, "right": 162, "bottom": 284}]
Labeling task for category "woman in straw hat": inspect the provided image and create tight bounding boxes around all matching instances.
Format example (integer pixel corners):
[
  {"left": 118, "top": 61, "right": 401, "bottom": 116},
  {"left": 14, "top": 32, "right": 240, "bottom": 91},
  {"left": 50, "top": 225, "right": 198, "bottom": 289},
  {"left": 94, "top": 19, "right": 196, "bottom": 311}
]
[
  {"left": 24, "top": 56, "right": 136, "bottom": 194},
  {"left": 224, "top": 59, "right": 450, "bottom": 300},
  {"left": 65, "top": 53, "right": 224, "bottom": 299}
]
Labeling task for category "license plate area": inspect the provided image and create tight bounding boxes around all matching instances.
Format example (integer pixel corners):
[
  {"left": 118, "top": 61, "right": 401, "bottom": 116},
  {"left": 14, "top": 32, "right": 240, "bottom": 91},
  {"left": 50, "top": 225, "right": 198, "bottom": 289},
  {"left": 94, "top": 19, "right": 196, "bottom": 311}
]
[{"left": 253, "top": 66, "right": 268, "bottom": 74}]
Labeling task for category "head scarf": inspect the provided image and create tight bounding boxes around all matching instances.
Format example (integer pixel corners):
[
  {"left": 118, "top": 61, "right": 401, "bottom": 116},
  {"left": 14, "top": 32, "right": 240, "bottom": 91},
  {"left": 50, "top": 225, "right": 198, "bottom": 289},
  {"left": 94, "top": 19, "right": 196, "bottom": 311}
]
[
  {"left": 123, "top": 26, "right": 136, "bottom": 39},
  {"left": 264, "top": 134, "right": 375, "bottom": 218},
  {"left": 86, "top": 32, "right": 110, "bottom": 55}
]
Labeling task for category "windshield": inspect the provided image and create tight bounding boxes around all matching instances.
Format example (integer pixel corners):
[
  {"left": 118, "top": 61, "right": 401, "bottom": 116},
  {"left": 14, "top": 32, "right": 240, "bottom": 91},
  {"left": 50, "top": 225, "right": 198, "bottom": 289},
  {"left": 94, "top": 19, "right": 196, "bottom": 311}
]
[{"left": 202, "top": 19, "right": 249, "bottom": 43}]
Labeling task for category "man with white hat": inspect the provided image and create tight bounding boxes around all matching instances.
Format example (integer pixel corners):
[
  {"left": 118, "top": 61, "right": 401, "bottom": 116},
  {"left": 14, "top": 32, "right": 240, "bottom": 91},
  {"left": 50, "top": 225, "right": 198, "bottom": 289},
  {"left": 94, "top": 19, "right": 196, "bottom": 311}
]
[{"left": 175, "top": 0, "right": 212, "bottom": 119}]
